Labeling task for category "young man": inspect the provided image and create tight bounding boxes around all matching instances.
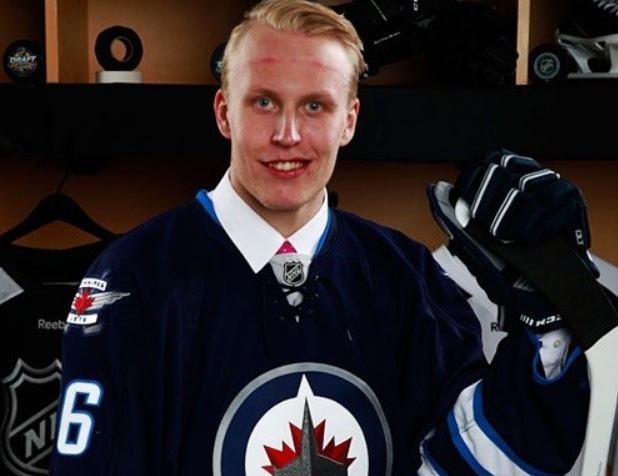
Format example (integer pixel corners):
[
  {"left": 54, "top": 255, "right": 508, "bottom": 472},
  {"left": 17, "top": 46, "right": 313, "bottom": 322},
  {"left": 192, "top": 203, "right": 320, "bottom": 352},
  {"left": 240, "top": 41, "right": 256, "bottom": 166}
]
[{"left": 49, "top": 1, "right": 589, "bottom": 475}]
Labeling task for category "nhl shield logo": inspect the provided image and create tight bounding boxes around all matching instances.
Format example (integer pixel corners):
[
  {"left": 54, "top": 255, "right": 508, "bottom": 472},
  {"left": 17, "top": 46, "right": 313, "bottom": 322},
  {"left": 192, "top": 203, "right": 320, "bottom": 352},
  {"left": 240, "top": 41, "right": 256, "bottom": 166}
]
[
  {"left": 1, "top": 359, "right": 62, "bottom": 476},
  {"left": 282, "top": 261, "right": 304, "bottom": 286}
]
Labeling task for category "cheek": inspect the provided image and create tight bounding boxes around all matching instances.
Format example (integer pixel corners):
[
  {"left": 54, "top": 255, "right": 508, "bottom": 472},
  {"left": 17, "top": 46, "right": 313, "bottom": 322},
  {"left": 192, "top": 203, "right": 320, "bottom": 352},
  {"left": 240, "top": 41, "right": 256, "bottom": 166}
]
[
  {"left": 230, "top": 115, "right": 271, "bottom": 147},
  {"left": 307, "top": 122, "right": 347, "bottom": 152}
]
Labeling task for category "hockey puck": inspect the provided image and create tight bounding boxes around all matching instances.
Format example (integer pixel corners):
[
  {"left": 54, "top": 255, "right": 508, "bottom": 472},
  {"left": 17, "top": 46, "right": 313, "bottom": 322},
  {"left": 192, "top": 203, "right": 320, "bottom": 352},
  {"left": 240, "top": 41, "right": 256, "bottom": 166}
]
[
  {"left": 210, "top": 42, "right": 226, "bottom": 82},
  {"left": 94, "top": 25, "right": 143, "bottom": 71},
  {"left": 3, "top": 40, "right": 45, "bottom": 84}
]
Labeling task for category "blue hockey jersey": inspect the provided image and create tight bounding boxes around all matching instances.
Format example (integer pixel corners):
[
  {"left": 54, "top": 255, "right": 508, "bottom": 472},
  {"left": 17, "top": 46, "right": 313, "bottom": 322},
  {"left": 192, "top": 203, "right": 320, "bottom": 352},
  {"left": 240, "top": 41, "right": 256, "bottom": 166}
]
[{"left": 49, "top": 193, "right": 589, "bottom": 476}]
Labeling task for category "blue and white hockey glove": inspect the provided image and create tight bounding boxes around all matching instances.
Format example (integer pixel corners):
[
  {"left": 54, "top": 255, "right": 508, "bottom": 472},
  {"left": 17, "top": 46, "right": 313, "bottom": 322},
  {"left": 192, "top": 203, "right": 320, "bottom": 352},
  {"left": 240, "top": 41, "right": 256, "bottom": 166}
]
[{"left": 427, "top": 149, "right": 599, "bottom": 333}]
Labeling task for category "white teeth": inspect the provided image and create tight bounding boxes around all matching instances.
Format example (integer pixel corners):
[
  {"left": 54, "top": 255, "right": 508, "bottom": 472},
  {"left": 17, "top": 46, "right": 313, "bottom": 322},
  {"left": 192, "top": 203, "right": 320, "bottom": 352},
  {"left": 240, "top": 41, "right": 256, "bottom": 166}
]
[{"left": 270, "top": 161, "right": 302, "bottom": 171}]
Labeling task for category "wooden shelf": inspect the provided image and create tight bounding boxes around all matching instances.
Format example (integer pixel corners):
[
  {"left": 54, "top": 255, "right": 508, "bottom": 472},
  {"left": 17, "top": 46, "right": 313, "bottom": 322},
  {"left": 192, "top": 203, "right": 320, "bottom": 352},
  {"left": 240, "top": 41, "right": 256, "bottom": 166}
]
[
  {"left": 3, "top": 0, "right": 249, "bottom": 85},
  {"left": 1, "top": 0, "right": 577, "bottom": 86}
]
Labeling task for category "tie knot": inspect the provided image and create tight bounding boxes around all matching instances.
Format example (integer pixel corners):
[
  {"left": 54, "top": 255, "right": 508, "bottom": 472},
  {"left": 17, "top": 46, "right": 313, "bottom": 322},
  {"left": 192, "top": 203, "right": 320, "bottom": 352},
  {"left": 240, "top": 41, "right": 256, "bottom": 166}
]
[{"left": 277, "top": 240, "right": 297, "bottom": 254}]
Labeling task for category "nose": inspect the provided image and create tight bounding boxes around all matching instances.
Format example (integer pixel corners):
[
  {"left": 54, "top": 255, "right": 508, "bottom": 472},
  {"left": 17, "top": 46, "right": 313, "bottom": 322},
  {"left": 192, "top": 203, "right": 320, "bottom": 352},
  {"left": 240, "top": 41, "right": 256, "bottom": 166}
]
[{"left": 272, "top": 110, "right": 301, "bottom": 146}]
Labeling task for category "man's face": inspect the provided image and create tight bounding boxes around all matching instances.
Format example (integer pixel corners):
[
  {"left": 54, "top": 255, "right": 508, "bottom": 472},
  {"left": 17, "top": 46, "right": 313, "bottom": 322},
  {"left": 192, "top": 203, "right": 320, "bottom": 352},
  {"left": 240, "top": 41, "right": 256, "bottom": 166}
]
[{"left": 214, "top": 24, "right": 359, "bottom": 231}]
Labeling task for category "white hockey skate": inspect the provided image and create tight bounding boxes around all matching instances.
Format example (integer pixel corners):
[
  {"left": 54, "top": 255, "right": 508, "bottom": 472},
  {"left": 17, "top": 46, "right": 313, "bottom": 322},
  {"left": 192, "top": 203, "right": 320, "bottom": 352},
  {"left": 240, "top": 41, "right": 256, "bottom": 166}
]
[{"left": 529, "top": 0, "right": 618, "bottom": 83}]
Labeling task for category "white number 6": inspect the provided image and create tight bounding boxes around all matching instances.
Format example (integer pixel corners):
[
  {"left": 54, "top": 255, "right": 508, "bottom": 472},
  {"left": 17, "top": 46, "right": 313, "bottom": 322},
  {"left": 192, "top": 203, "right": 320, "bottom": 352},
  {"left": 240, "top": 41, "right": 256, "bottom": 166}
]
[{"left": 56, "top": 380, "right": 103, "bottom": 455}]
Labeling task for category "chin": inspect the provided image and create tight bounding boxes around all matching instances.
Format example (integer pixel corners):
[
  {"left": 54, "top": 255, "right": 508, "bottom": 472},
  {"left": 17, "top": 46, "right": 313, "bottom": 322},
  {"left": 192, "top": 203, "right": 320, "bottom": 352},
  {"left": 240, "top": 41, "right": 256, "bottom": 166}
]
[
  {"left": 266, "top": 200, "right": 304, "bottom": 213},
  {"left": 259, "top": 188, "right": 323, "bottom": 214}
]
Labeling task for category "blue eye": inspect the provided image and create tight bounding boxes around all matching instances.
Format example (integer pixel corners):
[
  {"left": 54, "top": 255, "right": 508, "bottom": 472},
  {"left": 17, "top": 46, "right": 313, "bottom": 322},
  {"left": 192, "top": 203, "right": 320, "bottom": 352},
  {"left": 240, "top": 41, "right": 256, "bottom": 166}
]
[
  {"left": 256, "top": 97, "right": 272, "bottom": 108},
  {"left": 307, "top": 101, "right": 322, "bottom": 112}
]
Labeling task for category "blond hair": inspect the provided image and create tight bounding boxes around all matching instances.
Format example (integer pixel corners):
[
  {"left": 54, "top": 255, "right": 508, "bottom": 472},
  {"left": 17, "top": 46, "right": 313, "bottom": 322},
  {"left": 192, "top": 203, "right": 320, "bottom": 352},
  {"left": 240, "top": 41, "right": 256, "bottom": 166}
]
[{"left": 220, "top": 0, "right": 366, "bottom": 102}]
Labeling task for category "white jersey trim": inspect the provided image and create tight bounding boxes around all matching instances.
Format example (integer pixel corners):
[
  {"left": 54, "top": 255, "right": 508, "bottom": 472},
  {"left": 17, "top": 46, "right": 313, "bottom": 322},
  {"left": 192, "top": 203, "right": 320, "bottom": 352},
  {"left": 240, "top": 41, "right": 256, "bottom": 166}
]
[{"left": 418, "top": 381, "right": 558, "bottom": 476}]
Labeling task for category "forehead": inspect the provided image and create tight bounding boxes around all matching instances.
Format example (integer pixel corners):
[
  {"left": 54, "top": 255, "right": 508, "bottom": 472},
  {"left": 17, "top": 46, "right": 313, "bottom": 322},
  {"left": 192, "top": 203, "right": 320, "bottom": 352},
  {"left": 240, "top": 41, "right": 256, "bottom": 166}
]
[{"left": 232, "top": 24, "right": 355, "bottom": 84}]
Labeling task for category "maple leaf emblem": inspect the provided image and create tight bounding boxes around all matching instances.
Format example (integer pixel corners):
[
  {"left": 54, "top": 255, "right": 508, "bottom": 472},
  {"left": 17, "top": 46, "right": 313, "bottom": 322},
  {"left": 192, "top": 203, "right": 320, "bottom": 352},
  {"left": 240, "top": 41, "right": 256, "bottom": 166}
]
[
  {"left": 262, "top": 400, "right": 355, "bottom": 475},
  {"left": 73, "top": 289, "right": 95, "bottom": 315},
  {"left": 71, "top": 288, "right": 130, "bottom": 315}
]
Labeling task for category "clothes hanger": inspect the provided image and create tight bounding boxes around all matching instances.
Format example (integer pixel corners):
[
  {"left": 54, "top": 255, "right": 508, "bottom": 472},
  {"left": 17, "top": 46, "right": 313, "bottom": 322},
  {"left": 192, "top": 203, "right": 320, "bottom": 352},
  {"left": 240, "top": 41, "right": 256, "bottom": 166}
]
[{"left": 0, "top": 172, "right": 117, "bottom": 244}]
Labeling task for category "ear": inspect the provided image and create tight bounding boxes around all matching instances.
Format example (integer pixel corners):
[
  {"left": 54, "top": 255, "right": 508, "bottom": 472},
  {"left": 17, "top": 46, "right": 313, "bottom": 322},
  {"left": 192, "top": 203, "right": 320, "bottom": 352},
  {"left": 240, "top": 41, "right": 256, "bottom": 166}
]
[
  {"left": 340, "top": 98, "right": 360, "bottom": 147},
  {"left": 214, "top": 89, "right": 231, "bottom": 139}
]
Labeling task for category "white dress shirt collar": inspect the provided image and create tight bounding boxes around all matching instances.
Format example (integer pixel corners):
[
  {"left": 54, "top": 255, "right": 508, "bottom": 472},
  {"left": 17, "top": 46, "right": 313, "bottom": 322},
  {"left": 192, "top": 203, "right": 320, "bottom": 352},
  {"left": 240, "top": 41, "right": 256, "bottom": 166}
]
[{"left": 208, "top": 169, "right": 329, "bottom": 273}]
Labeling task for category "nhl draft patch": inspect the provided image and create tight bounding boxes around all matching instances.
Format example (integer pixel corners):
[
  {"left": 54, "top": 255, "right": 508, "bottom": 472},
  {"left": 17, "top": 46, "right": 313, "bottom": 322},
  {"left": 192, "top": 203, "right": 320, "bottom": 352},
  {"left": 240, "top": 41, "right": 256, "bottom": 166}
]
[
  {"left": 213, "top": 362, "right": 392, "bottom": 475},
  {"left": 67, "top": 277, "right": 129, "bottom": 326}
]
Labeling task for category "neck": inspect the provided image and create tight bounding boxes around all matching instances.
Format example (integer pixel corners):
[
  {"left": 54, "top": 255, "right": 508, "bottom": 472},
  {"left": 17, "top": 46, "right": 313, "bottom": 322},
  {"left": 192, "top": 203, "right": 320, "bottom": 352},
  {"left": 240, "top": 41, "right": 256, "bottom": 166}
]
[{"left": 255, "top": 202, "right": 320, "bottom": 238}]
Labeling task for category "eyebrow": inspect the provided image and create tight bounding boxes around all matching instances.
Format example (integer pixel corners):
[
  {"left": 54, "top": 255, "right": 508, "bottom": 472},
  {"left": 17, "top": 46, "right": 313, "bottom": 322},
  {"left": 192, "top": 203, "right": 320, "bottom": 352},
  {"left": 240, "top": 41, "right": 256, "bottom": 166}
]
[{"left": 247, "top": 86, "right": 339, "bottom": 105}]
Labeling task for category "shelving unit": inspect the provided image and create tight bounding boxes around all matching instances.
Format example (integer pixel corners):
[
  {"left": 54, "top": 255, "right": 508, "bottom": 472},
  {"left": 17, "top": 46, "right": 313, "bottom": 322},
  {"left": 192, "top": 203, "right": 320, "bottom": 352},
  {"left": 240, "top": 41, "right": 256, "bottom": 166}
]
[
  {"left": 1, "top": 0, "right": 571, "bottom": 86},
  {"left": 0, "top": 0, "right": 615, "bottom": 262},
  {"left": 2, "top": 0, "right": 250, "bottom": 84},
  {"left": 1, "top": 0, "right": 615, "bottom": 164}
]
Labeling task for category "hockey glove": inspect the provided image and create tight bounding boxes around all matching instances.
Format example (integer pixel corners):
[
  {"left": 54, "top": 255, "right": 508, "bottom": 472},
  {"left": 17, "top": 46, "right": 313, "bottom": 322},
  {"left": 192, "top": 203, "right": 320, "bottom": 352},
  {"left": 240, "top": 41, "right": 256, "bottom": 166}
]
[{"left": 427, "top": 149, "right": 599, "bottom": 333}]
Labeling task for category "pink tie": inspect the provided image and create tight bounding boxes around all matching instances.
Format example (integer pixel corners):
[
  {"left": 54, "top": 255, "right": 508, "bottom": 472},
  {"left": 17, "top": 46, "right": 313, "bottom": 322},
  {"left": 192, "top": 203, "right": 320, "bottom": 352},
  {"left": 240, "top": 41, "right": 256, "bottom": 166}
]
[{"left": 276, "top": 240, "right": 297, "bottom": 254}]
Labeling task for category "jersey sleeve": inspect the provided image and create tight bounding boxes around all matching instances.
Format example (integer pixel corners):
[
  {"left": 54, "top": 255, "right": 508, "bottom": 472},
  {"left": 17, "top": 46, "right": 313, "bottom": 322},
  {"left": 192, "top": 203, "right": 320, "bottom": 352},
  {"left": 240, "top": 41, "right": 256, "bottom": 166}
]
[
  {"left": 418, "top": 279, "right": 589, "bottom": 475},
  {"left": 49, "top": 247, "right": 156, "bottom": 476}
]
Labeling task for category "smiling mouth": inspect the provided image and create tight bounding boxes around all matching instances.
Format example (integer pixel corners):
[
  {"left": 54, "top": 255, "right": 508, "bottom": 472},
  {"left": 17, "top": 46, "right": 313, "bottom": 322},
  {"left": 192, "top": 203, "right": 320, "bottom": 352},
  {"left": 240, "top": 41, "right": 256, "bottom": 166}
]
[{"left": 268, "top": 161, "right": 305, "bottom": 171}]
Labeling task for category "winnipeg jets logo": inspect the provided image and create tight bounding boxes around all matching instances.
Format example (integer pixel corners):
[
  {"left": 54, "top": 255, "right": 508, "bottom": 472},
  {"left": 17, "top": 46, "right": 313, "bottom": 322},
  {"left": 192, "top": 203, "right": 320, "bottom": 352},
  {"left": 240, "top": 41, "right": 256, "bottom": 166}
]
[
  {"left": 66, "top": 277, "right": 129, "bottom": 326},
  {"left": 213, "top": 363, "right": 392, "bottom": 476}
]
